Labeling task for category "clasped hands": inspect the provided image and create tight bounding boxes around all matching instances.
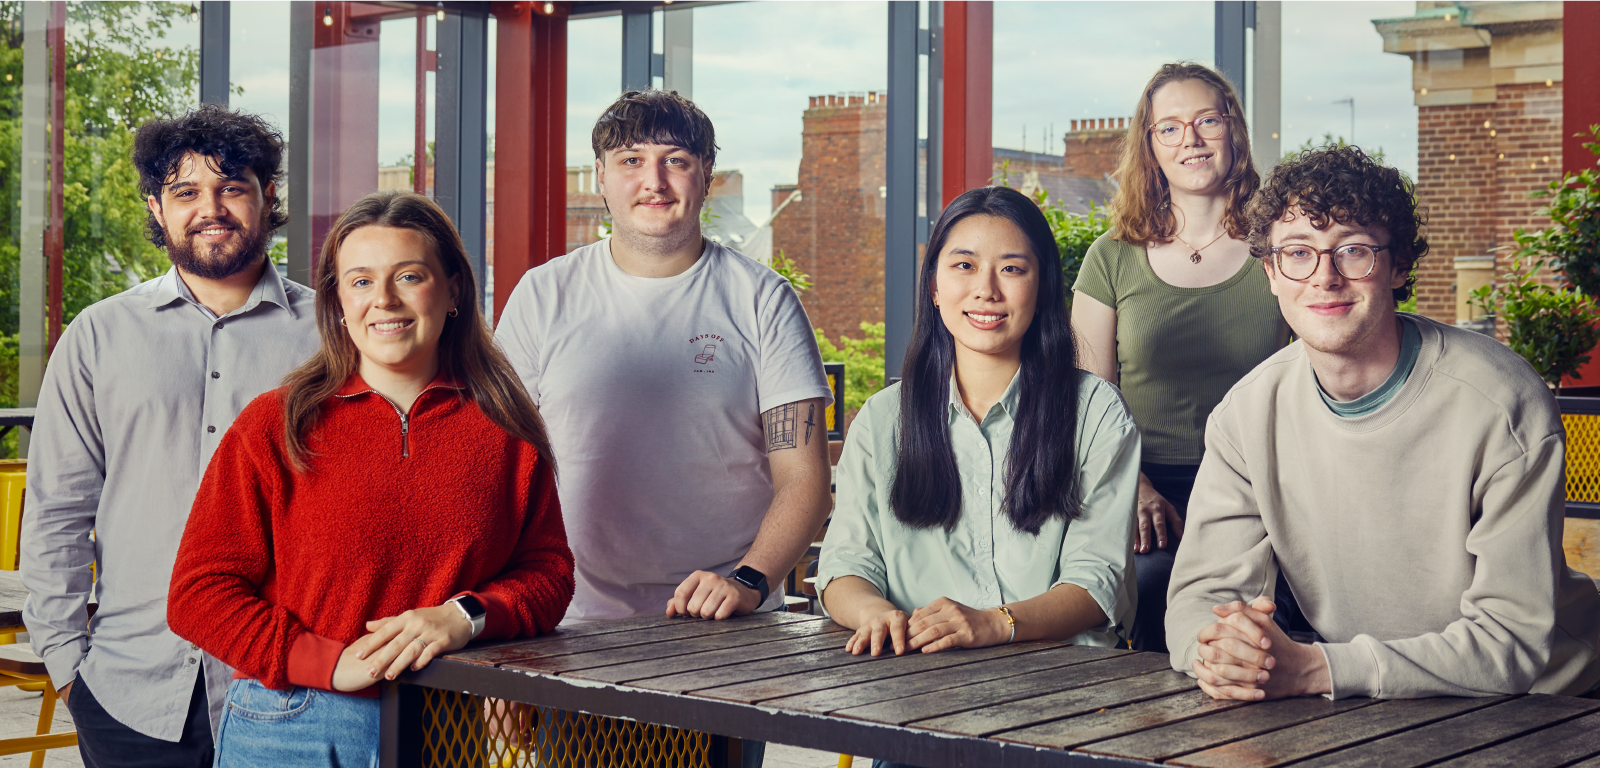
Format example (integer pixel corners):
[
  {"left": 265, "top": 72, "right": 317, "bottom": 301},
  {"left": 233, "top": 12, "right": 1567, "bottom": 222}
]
[
  {"left": 846, "top": 597, "right": 1007, "bottom": 656},
  {"left": 332, "top": 605, "right": 475, "bottom": 693},
  {"left": 1192, "top": 597, "right": 1330, "bottom": 701}
]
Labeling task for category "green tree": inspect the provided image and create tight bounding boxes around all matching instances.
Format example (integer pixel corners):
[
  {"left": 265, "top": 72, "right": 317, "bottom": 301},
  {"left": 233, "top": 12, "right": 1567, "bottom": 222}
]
[
  {"left": 0, "top": 2, "right": 199, "bottom": 442},
  {"left": 814, "top": 321, "right": 885, "bottom": 422}
]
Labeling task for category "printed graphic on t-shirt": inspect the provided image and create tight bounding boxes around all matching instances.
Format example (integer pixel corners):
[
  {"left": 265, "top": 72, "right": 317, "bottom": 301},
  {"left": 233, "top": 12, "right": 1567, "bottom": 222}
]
[{"left": 690, "top": 333, "right": 724, "bottom": 373}]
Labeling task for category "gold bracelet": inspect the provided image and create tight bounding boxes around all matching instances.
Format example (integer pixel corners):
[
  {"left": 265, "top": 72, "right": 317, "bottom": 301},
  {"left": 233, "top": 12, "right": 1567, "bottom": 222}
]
[{"left": 997, "top": 606, "right": 1016, "bottom": 644}]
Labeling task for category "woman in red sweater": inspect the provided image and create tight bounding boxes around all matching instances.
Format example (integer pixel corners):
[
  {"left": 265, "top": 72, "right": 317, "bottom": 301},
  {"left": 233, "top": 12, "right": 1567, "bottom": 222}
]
[{"left": 168, "top": 190, "right": 573, "bottom": 764}]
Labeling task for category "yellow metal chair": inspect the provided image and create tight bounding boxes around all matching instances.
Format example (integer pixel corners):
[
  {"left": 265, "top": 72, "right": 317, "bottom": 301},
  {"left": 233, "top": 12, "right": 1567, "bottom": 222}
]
[{"left": 0, "top": 461, "right": 79, "bottom": 767}]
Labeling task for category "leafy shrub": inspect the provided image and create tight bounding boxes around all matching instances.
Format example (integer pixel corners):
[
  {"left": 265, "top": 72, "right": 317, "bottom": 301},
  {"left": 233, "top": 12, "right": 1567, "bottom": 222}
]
[{"left": 1470, "top": 257, "right": 1600, "bottom": 391}]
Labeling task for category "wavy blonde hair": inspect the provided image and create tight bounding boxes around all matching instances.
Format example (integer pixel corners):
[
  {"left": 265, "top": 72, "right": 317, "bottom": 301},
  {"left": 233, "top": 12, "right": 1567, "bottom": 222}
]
[{"left": 1109, "top": 62, "right": 1259, "bottom": 245}]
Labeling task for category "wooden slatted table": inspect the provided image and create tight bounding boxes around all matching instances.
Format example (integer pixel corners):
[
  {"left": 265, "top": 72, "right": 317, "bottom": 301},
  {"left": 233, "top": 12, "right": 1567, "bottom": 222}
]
[{"left": 382, "top": 612, "right": 1600, "bottom": 768}]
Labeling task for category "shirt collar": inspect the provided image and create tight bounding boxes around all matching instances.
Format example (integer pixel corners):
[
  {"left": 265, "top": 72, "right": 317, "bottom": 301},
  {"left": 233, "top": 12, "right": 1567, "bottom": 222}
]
[
  {"left": 945, "top": 366, "right": 1024, "bottom": 422},
  {"left": 335, "top": 369, "right": 465, "bottom": 398},
  {"left": 146, "top": 262, "right": 297, "bottom": 318}
]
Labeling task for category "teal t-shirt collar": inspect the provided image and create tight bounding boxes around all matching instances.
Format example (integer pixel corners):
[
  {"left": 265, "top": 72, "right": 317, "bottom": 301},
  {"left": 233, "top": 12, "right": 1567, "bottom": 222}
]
[{"left": 1317, "top": 317, "right": 1421, "bottom": 418}]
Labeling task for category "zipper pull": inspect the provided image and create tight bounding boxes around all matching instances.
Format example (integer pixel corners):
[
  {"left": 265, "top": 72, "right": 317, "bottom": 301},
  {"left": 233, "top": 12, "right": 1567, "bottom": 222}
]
[{"left": 400, "top": 414, "right": 410, "bottom": 458}]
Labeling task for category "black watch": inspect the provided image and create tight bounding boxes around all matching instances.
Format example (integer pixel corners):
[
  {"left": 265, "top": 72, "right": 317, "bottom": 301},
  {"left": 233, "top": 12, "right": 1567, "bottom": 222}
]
[{"left": 728, "top": 565, "right": 769, "bottom": 605}]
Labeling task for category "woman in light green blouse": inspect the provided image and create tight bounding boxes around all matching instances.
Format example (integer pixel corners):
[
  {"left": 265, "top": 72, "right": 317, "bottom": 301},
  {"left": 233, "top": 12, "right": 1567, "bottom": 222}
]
[{"left": 817, "top": 186, "right": 1141, "bottom": 665}]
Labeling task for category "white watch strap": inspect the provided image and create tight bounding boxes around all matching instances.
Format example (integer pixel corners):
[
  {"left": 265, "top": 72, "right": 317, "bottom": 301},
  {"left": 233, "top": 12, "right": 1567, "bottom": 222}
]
[{"left": 449, "top": 597, "right": 486, "bottom": 640}]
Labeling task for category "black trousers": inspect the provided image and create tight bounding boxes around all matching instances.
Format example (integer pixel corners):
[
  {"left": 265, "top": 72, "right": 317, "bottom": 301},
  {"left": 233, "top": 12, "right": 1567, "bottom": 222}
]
[
  {"left": 1129, "top": 463, "right": 1313, "bottom": 653},
  {"left": 65, "top": 671, "right": 215, "bottom": 768}
]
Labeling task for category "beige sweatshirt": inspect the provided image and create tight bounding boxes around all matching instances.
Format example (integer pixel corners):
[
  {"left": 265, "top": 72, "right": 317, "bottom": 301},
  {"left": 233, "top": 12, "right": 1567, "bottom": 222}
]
[{"left": 1167, "top": 314, "right": 1600, "bottom": 698}]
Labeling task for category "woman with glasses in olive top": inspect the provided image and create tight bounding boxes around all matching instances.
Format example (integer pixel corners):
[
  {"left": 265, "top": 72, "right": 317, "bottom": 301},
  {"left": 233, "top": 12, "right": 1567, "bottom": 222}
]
[{"left": 1071, "top": 62, "right": 1289, "bottom": 653}]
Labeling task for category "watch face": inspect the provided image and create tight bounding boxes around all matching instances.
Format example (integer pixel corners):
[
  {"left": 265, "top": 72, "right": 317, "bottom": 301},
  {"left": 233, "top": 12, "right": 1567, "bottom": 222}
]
[
  {"left": 454, "top": 594, "right": 487, "bottom": 619},
  {"left": 731, "top": 566, "right": 766, "bottom": 589}
]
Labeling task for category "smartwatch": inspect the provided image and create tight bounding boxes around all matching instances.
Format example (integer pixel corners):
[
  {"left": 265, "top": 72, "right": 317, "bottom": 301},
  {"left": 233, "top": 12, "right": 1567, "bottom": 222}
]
[
  {"left": 728, "top": 565, "right": 769, "bottom": 605},
  {"left": 447, "top": 594, "right": 487, "bottom": 640}
]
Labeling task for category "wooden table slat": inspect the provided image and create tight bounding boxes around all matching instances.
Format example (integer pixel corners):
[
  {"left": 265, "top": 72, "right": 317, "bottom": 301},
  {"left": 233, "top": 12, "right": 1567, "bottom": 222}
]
[
  {"left": 994, "top": 690, "right": 1249, "bottom": 751},
  {"left": 1167, "top": 696, "right": 1509, "bottom": 768},
  {"left": 504, "top": 618, "right": 848, "bottom": 676},
  {"left": 914, "top": 669, "right": 1198, "bottom": 737},
  {"left": 1428, "top": 710, "right": 1600, "bottom": 768},
  {"left": 557, "top": 628, "right": 855, "bottom": 684},
  {"left": 831, "top": 651, "right": 1169, "bottom": 726},
  {"left": 760, "top": 644, "right": 1129, "bottom": 713},
  {"left": 1080, "top": 695, "right": 1375, "bottom": 762},
  {"left": 627, "top": 641, "right": 900, "bottom": 694},
  {"left": 1291, "top": 695, "right": 1600, "bottom": 768},
  {"left": 689, "top": 641, "right": 1067, "bottom": 703},
  {"left": 445, "top": 612, "right": 818, "bottom": 667}
]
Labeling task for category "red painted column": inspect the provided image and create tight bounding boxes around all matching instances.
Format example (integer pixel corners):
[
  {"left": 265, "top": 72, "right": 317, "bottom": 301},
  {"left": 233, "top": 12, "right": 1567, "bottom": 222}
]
[
  {"left": 492, "top": 1, "right": 567, "bottom": 323},
  {"left": 1565, "top": 0, "right": 1600, "bottom": 175},
  {"left": 941, "top": 1, "right": 993, "bottom": 208}
]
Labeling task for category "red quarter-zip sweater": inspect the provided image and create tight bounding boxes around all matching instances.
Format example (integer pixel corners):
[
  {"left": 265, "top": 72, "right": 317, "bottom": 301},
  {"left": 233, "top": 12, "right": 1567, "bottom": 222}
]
[{"left": 168, "top": 373, "right": 574, "bottom": 694}]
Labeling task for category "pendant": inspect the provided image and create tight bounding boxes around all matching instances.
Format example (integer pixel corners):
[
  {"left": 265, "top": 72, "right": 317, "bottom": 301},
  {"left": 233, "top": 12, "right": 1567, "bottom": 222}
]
[{"left": 1190, "top": 251, "right": 1203, "bottom": 264}]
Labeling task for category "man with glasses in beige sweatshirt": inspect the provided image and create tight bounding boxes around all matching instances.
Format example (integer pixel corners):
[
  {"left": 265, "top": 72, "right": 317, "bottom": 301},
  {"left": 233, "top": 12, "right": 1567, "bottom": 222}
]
[{"left": 1166, "top": 145, "right": 1600, "bottom": 701}]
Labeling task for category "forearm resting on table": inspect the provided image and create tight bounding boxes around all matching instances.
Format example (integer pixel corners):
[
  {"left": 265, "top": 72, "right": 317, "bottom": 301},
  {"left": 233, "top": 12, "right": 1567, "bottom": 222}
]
[
  {"left": 820, "top": 575, "right": 900, "bottom": 628},
  {"left": 1004, "top": 583, "right": 1106, "bottom": 642}
]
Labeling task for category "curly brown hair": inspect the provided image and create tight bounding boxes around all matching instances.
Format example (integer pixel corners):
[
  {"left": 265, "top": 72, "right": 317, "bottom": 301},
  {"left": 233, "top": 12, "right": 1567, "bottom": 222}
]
[
  {"left": 1109, "top": 62, "right": 1259, "bottom": 245},
  {"left": 133, "top": 104, "right": 288, "bottom": 248},
  {"left": 1245, "top": 145, "right": 1428, "bottom": 303}
]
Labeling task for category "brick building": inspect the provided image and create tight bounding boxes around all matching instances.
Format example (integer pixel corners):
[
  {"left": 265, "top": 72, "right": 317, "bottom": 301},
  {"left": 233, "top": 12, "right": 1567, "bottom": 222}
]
[
  {"left": 772, "top": 93, "right": 1120, "bottom": 341},
  {"left": 770, "top": 92, "right": 889, "bottom": 342},
  {"left": 1375, "top": 1, "right": 1565, "bottom": 329}
]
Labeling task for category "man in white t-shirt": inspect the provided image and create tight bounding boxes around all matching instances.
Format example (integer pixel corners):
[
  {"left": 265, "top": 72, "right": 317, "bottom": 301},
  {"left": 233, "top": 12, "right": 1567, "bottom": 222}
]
[{"left": 495, "top": 89, "right": 834, "bottom": 627}]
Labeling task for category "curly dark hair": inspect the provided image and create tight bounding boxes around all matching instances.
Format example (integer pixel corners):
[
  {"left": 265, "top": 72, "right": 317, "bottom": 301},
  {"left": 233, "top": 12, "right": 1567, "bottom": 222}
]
[
  {"left": 1245, "top": 145, "right": 1428, "bottom": 303},
  {"left": 133, "top": 104, "right": 288, "bottom": 248},
  {"left": 591, "top": 89, "right": 718, "bottom": 166}
]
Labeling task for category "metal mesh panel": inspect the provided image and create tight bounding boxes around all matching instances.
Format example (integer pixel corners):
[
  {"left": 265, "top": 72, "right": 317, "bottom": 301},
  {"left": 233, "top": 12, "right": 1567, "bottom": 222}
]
[
  {"left": 1566, "top": 413, "right": 1600, "bottom": 503},
  {"left": 421, "top": 688, "right": 715, "bottom": 767}
]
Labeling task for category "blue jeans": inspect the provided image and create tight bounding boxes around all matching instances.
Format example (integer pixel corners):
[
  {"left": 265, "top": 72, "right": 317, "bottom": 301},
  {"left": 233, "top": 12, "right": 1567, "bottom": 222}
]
[{"left": 214, "top": 679, "right": 378, "bottom": 768}]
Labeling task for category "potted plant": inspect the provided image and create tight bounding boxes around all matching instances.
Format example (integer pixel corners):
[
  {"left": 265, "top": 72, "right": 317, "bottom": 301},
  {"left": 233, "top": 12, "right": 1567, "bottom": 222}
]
[{"left": 1470, "top": 256, "right": 1600, "bottom": 395}]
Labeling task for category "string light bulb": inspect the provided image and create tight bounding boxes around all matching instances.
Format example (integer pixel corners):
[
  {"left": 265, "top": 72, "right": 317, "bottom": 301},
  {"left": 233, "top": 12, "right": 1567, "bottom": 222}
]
[
  {"left": 323, "top": 5, "right": 334, "bottom": 26},
  {"left": 188, "top": 4, "right": 198, "bottom": 22},
  {"left": 436, "top": 2, "right": 445, "bottom": 21},
  {"left": 542, "top": 2, "right": 553, "bottom": 13}
]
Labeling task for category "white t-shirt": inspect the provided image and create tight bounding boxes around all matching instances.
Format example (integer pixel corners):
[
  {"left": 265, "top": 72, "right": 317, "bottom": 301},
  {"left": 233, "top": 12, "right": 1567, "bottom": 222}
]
[{"left": 495, "top": 238, "right": 834, "bottom": 623}]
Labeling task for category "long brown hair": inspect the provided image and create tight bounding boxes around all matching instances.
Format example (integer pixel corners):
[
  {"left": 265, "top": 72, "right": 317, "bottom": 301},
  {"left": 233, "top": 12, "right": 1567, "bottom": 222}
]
[
  {"left": 280, "top": 190, "right": 555, "bottom": 473},
  {"left": 1109, "top": 62, "right": 1259, "bottom": 245}
]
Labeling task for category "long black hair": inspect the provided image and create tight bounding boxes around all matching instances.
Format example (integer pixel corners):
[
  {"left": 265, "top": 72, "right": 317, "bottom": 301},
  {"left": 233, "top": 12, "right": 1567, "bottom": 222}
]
[{"left": 891, "top": 186, "right": 1082, "bottom": 535}]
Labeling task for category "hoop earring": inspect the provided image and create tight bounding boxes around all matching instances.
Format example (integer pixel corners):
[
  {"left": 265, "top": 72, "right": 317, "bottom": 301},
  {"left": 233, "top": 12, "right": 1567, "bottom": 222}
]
[
  {"left": 339, "top": 317, "right": 346, "bottom": 326},
  {"left": 448, "top": 307, "right": 459, "bottom": 318}
]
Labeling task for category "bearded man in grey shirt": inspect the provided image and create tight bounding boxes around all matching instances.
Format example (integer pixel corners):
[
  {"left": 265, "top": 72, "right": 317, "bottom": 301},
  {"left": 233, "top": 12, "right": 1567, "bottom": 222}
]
[{"left": 20, "top": 105, "right": 319, "bottom": 767}]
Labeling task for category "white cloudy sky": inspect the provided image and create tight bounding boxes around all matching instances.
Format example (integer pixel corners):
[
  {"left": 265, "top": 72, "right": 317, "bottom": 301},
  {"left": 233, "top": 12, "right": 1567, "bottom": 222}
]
[{"left": 220, "top": 1, "right": 1417, "bottom": 224}]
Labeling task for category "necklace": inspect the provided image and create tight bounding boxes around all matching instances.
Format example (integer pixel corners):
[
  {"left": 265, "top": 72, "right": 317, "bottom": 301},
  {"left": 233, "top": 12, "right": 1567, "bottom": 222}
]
[{"left": 1172, "top": 229, "right": 1227, "bottom": 264}]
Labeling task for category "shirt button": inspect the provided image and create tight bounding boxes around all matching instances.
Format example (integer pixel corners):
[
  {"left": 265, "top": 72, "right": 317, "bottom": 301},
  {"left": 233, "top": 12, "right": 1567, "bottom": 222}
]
[
  {"left": 211, "top": 371, "right": 220, "bottom": 379},
  {"left": 207, "top": 426, "right": 216, "bottom": 433},
  {"left": 190, "top": 643, "right": 199, "bottom": 650},
  {"left": 186, "top": 658, "right": 196, "bottom": 665},
  {"left": 213, "top": 321, "right": 223, "bottom": 330}
]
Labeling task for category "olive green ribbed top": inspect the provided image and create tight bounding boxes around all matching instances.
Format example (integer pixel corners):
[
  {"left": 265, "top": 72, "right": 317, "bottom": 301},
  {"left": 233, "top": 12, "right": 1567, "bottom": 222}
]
[{"left": 1073, "top": 231, "right": 1288, "bottom": 464}]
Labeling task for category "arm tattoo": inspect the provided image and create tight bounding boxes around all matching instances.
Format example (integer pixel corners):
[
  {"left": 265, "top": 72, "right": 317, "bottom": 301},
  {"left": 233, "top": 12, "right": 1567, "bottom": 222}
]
[
  {"left": 764, "top": 403, "right": 798, "bottom": 452},
  {"left": 803, "top": 403, "right": 816, "bottom": 446}
]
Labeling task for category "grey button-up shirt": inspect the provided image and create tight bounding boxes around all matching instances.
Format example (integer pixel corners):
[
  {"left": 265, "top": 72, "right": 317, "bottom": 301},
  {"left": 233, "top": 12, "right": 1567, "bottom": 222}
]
[{"left": 21, "top": 265, "right": 318, "bottom": 741}]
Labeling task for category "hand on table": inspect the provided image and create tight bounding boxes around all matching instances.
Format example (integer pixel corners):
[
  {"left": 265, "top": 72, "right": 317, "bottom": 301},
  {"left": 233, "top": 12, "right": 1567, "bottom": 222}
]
[
  {"left": 666, "top": 571, "right": 761, "bottom": 620},
  {"left": 333, "top": 605, "right": 474, "bottom": 691},
  {"left": 1192, "top": 597, "right": 1329, "bottom": 701},
  {"left": 844, "top": 608, "right": 911, "bottom": 656},
  {"left": 907, "top": 597, "right": 1011, "bottom": 653},
  {"left": 1135, "top": 472, "right": 1183, "bottom": 554}
]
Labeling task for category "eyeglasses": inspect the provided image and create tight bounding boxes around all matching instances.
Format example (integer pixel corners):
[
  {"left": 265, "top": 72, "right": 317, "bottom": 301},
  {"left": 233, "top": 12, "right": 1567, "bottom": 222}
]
[
  {"left": 1148, "top": 113, "right": 1229, "bottom": 147},
  {"left": 1270, "top": 244, "right": 1388, "bottom": 281}
]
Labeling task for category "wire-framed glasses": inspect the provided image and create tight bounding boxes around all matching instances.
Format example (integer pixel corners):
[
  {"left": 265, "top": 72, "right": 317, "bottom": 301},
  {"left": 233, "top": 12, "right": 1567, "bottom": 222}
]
[
  {"left": 1270, "top": 244, "right": 1389, "bottom": 281},
  {"left": 1148, "top": 113, "right": 1229, "bottom": 147}
]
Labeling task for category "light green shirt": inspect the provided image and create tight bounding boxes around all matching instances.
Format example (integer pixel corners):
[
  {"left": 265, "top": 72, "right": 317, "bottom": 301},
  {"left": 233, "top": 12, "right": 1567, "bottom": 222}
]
[{"left": 817, "top": 370, "right": 1142, "bottom": 646}]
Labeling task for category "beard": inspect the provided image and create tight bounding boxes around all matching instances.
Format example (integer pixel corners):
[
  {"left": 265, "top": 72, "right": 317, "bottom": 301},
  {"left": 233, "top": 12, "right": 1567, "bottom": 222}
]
[{"left": 164, "top": 215, "right": 271, "bottom": 280}]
